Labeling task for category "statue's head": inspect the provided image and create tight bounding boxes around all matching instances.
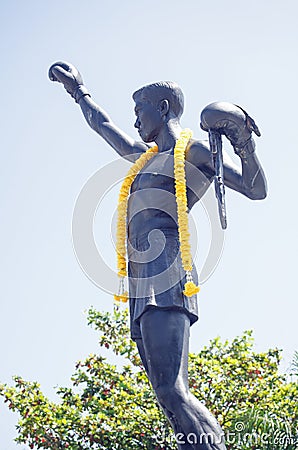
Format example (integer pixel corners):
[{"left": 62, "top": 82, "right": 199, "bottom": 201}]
[{"left": 132, "top": 81, "right": 184, "bottom": 142}]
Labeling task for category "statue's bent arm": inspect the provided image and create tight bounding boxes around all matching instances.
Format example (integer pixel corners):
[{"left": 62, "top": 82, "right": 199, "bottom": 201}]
[
  {"left": 222, "top": 149, "right": 267, "bottom": 200},
  {"left": 188, "top": 141, "right": 267, "bottom": 200}
]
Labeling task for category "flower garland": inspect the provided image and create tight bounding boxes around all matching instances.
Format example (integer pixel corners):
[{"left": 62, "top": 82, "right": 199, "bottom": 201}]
[
  {"left": 114, "top": 129, "right": 200, "bottom": 303},
  {"left": 173, "top": 129, "right": 200, "bottom": 298},
  {"left": 114, "top": 146, "right": 158, "bottom": 302}
]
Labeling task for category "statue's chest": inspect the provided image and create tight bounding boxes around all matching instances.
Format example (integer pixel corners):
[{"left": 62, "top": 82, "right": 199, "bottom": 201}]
[
  {"left": 131, "top": 153, "right": 175, "bottom": 193},
  {"left": 130, "top": 151, "right": 211, "bottom": 209}
]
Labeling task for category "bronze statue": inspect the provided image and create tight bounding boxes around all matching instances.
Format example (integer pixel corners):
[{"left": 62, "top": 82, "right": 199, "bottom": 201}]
[{"left": 49, "top": 61, "right": 267, "bottom": 449}]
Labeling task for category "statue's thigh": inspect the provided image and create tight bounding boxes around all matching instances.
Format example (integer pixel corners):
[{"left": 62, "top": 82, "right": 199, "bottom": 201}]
[{"left": 139, "top": 308, "right": 190, "bottom": 387}]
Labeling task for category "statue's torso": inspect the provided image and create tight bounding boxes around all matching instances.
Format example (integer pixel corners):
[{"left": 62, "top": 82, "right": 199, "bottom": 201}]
[{"left": 128, "top": 149, "right": 212, "bottom": 239}]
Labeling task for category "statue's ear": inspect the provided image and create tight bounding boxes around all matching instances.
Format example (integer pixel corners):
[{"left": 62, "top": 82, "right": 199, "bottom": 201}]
[{"left": 159, "top": 99, "right": 169, "bottom": 118}]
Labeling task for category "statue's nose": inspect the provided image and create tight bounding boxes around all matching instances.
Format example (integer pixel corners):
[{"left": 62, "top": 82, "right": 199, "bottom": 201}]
[{"left": 134, "top": 117, "right": 140, "bottom": 129}]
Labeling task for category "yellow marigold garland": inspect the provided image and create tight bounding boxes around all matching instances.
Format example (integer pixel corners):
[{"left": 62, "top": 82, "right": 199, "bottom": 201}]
[
  {"left": 115, "top": 146, "right": 158, "bottom": 302},
  {"left": 174, "top": 129, "right": 200, "bottom": 297},
  {"left": 114, "top": 129, "right": 200, "bottom": 303}
]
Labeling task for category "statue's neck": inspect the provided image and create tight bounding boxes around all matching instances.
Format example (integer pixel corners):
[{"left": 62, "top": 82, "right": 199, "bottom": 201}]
[{"left": 155, "top": 120, "right": 182, "bottom": 152}]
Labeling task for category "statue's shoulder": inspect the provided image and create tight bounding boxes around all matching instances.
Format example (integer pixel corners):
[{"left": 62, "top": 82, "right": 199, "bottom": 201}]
[{"left": 187, "top": 138, "right": 211, "bottom": 167}]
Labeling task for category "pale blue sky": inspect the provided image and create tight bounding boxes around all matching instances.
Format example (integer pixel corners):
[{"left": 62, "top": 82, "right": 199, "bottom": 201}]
[{"left": 1, "top": 1, "right": 297, "bottom": 448}]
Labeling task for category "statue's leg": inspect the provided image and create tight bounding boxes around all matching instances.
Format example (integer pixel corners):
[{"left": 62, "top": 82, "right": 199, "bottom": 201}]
[
  {"left": 139, "top": 308, "right": 226, "bottom": 450},
  {"left": 136, "top": 338, "right": 193, "bottom": 450}
]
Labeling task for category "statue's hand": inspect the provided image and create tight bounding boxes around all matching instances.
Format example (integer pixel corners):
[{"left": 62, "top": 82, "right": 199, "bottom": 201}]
[
  {"left": 48, "top": 61, "right": 87, "bottom": 102},
  {"left": 200, "top": 102, "right": 261, "bottom": 151}
]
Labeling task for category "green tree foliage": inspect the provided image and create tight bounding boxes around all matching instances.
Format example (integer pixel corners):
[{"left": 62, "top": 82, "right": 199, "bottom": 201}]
[{"left": 1, "top": 306, "right": 297, "bottom": 449}]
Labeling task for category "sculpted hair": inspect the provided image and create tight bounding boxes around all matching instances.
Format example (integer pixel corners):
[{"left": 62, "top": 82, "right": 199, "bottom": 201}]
[{"left": 133, "top": 81, "right": 184, "bottom": 118}]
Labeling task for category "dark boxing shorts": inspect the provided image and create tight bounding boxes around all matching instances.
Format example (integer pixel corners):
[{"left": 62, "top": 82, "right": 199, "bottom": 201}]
[{"left": 128, "top": 229, "right": 199, "bottom": 340}]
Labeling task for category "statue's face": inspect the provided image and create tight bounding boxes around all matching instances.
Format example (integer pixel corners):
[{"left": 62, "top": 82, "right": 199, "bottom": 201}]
[{"left": 134, "top": 93, "right": 163, "bottom": 143}]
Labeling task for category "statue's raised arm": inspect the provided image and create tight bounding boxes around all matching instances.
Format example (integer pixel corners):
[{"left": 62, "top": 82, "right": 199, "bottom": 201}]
[{"left": 48, "top": 61, "right": 148, "bottom": 161}]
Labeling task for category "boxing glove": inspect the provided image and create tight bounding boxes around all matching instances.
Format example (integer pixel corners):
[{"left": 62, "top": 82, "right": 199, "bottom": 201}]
[
  {"left": 200, "top": 102, "right": 261, "bottom": 157},
  {"left": 48, "top": 61, "right": 90, "bottom": 103}
]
